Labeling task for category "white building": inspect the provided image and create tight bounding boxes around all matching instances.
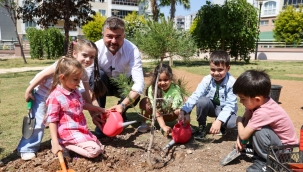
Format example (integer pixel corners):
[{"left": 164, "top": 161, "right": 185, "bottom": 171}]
[
  {"left": 184, "top": 11, "right": 197, "bottom": 31},
  {"left": 174, "top": 16, "right": 185, "bottom": 30}
]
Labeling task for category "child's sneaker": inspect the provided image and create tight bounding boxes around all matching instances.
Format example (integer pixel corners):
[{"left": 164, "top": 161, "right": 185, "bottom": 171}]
[
  {"left": 137, "top": 123, "right": 150, "bottom": 133},
  {"left": 194, "top": 125, "right": 207, "bottom": 140},
  {"left": 246, "top": 159, "right": 267, "bottom": 172},
  {"left": 20, "top": 152, "right": 36, "bottom": 161}
]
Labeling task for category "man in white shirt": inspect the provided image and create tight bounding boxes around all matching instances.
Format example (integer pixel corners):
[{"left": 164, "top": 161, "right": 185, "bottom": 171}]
[{"left": 87, "top": 16, "right": 144, "bottom": 138}]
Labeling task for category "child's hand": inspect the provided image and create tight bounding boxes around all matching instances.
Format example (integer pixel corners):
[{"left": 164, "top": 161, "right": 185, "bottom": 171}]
[
  {"left": 179, "top": 110, "right": 190, "bottom": 124},
  {"left": 236, "top": 136, "right": 244, "bottom": 151},
  {"left": 52, "top": 143, "right": 63, "bottom": 155},
  {"left": 209, "top": 120, "right": 222, "bottom": 134},
  {"left": 161, "top": 125, "right": 172, "bottom": 134},
  {"left": 96, "top": 107, "right": 105, "bottom": 114},
  {"left": 24, "top": 89, "right": 34, "bottom": 102}
]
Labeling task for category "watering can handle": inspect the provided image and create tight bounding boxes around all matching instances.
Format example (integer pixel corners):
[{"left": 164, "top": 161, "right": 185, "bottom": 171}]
[{"left": 178, "top": 120, "right": 190, "bottom": 128}]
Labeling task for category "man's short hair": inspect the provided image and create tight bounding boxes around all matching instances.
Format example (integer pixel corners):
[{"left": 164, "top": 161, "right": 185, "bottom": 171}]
[
  {"left": 233, "top": 69, "right": 271, "bottom": 98},
  {"left": 209, "top": 50, "right": 230, "bottom": 67},
  {"left": 102, "top": 16, "right": 125, "bottom": 32}
]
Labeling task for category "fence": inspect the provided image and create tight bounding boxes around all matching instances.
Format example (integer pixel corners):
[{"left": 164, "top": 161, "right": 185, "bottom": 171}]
[
  {"left": 0, "top": 43, "right": 30, "bottom": 51},
  {"left": 259, "top": 42, "right": 303, "bottom": 49}
]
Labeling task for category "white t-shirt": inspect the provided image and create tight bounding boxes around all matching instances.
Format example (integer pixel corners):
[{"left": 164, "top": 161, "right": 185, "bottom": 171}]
[
  {"left": 32, "top": 61, "right": 89, "bottom": 97},
  {"left": 86, "top": 38, "right": 144, "bottom": 94}
]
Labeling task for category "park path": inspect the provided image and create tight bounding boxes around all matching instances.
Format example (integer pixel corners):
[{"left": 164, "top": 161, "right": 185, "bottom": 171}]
[{"left": 0, "top": 66, "right": 47, "bottom": 74}]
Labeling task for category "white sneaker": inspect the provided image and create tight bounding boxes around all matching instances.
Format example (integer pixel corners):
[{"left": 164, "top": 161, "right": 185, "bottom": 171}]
[
  {"left": 137, "top": 123, "right": 150, "bottom": 133},
  {"left": 20, "top": 152, "right": 36, "bottom": 160}
]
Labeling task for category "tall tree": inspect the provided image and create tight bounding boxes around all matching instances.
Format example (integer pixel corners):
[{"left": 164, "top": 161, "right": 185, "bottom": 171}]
[
  {"left": 159, "top": 0, "right": 190, "bottom": 20},
  {"left": 192, "top": 0, "right": 258, "bottom": 62},
  {"left": 17, "top": 0, "right": 96, "bottom": 54},
  {"left": 150, "top": 0, "right": 159, "bottom": 21},
  {"left": 0, "top": 0, "right": 27, "bottom": 63},
  {"left": 273, "top": 5, "right": 303, "bottom": 45}
]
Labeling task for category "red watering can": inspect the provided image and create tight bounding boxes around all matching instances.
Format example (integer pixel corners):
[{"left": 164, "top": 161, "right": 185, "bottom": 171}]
[
  {"left": 163, "top": 121, "right": 192, "bottom": 150},
  {"left": 101, "top": 110, "right": 137, "bottom": 137}
]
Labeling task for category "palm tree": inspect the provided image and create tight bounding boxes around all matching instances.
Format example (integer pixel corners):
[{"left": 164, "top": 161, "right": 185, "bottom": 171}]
[
  {"left": 150, "top": 0, "right": 159, "bottom": 21},
  {"left": 160, "top": 0, "right": 190, "bottom": 20}
]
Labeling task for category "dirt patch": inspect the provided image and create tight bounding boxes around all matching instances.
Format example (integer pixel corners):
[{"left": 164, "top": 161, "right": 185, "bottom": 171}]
[
  {"left": 285, "top": 74, "right": 303, "bottom": 78},
  {"left": 1, "top": 69, "right": 303, "bottom": 172}
]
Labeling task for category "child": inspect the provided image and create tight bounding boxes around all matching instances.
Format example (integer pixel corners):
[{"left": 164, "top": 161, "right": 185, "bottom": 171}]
[
  {"left": 179, "top": 50, "right": 238, "bottom": 140},
  {"left": 233, "top": 69, "right": 297, "bottom": 172},
  {"left": 46, "top": 58, "right": 104, "bottom": 158},
  {"left": 137, "top": 64, "right": 184, "bottom": 133},
  {"left": 17, "top": 38, "right": 99, "bottom": 160}
]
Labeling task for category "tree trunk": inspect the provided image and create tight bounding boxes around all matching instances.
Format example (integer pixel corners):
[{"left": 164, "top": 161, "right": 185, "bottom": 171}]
[
  {"left": 170, "top": 0, "right": 176, "bottom": 20},
  {"left": 221, "top": 38, "right": 225, "bottom": 50},
  {"left": 14, "top": 20, "right": 26, "bottom": 63},
  {"left": 64, "top": 0, "right": 70, "bottom": 55},
  {"left": 150, "top": 0, "right": 158, "bottom": 21},
  {"left": 5, "top": 2, "right": 27, "bottom": 63}
]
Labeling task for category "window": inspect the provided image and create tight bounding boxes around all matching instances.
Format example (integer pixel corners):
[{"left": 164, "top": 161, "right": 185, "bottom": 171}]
[
  {"left": 92, "top": 0, "right": 106, "bottom": 2},
  {"left": 112, "top": 0, "right": 138, "bottom": 6},
  {"left": 25, "top": 21, "right": 36, "bottom": 28},
  {"left": 99, "top": 9, "right": 106, "bottom": 16},
  {"left": 272, "top": 19, "right": 275, "bottom": 25},
  {"left": 111, "top": 9, "right": 132, "bottom": 18},
  {"left": 264, "top": 1, "right": 276, "bottom": 15},
  {"left": 284, "top": 0, "right": 303, "bottom": 6},
  {"left": 260, "top": 20, "right": 269, "bottom": 26}
]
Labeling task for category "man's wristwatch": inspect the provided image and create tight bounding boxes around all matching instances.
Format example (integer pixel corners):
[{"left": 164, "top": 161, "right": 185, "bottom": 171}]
[{"left": 120, "top": 103, "right": 126, "bottom": 111}]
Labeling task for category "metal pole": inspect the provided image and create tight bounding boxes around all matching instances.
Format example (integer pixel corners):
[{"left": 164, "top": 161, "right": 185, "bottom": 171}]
[{"left": 254, "top": 2, "right": 263, "bottom": 60}]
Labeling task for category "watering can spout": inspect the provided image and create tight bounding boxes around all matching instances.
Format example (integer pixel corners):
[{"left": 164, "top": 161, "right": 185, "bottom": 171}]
[
  {"left": 121, "top": 120, "right": 137, "bottom": 127},
  {"left": 162, "top": 140, "right": 175, "bottom": 151}
]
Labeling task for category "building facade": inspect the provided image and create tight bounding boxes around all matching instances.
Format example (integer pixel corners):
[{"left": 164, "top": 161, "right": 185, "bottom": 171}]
[
  {"left": 0, "top": 6, "right": 17, "bottom": 43},
  {"left": 0, "top": 0, "right": 151, "bottom": 42},
  {"left": 174, "top": 16, "right": 185, "bottom": 30},
  {"left": 184, "top": 12, "right": 197, "bottom": 31}
]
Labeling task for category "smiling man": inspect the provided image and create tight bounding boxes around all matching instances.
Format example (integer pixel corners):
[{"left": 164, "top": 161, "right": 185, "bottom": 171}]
[{"left": 87, "top": 16, "right": 144, "bottom": 138}]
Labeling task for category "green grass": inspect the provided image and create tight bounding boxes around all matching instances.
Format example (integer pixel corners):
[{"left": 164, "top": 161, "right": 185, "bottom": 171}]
[
  {"left": 0, "top": 58, "right": 56, "bottom": 69},
  {"left": 0, "top": 58, "right": 302, "bottom": 160},
  {"left": 172, "top": 60, "right": 303, "bottom": 81}
]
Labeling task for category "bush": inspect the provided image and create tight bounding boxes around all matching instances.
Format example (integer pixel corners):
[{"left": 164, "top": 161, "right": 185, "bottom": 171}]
[
  {"left": 82, "top": 12, "right": 106, "bottom": 42},
  {"left": 26, "top": 27, "right": 44, "bottom": 59},
  {"left": 43, "top": 28, "right": 64, "bottom": 59},
  {"left": 26, "top": 27, "right": 64, "bottom": 59}
]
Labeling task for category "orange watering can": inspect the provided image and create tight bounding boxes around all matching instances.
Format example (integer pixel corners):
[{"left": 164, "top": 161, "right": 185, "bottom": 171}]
[
  {"left": 163, "top": 121, "right": 192, "bottom": 150},
  {"left": 101, "top": 110, "right": 137, "bottom": 137}
]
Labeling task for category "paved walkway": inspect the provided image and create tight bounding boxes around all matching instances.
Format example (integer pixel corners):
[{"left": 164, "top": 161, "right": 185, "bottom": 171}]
[{"left": 0, "top": 66, "right": 47, "bottom": 74}]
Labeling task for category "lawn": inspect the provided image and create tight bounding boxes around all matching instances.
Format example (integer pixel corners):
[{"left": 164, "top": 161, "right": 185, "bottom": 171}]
[{"left": 0, "top": 58, "right": 302, "bottom": 160}]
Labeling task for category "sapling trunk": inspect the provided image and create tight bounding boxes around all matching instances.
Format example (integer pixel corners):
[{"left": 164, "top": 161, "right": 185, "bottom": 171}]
[{"left": 146, "top": 62, "right": 163, "bottom": 168}]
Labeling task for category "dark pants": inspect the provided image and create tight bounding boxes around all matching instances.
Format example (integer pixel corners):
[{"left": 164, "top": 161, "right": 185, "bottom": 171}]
[
  {"left": 196, "top": 97, "right": 237, "bottom": 129},
  {"left": 251, "top": 126, "right": 282, "bottom": 160},
  {"left": 89, "top": 69, "right": 140, "bottom": 122}
]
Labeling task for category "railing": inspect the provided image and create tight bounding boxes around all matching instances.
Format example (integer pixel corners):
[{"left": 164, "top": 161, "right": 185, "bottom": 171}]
[
  {"left": 259, "top": 42, "right": 303, "bottom": 48},
  {"left": 0, "top": 43, "right": 15, "bottom": 50},
  {"left": 0, "top": 43, "right": 30, "bottom": 51}
]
